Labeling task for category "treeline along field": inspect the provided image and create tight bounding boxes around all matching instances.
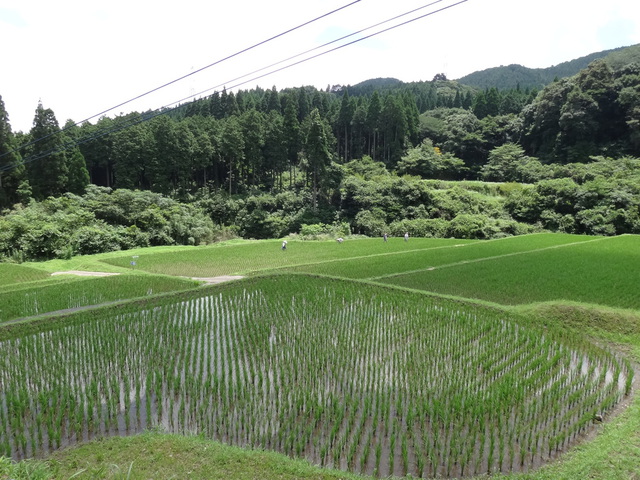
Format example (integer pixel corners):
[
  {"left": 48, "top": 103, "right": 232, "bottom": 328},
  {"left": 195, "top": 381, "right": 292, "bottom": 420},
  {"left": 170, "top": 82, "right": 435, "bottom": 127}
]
[{"left": 0, "top": 276, "right": 631, "bottom": 478}]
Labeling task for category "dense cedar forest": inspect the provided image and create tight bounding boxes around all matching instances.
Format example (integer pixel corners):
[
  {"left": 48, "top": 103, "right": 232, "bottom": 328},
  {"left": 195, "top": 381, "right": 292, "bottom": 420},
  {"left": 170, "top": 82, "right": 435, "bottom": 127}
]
[{"left": 1, "top": 44, "right": 640, "bottom": 261}]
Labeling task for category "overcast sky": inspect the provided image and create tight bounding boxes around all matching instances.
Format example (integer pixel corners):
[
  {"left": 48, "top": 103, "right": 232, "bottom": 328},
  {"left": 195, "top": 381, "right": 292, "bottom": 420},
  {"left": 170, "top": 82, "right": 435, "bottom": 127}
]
[{"left": 1, "top": 0, "right": 639, "bottom": 133}]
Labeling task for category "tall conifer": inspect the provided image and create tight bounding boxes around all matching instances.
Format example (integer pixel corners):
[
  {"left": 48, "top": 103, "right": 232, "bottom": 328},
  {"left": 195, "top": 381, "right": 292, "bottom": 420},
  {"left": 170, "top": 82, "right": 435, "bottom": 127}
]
[
  {"left": 0, "top": 95, "right": 27, "bottom": 207},
  {"left": 27, "top": 102, "right": 68, "bottom": 199}
]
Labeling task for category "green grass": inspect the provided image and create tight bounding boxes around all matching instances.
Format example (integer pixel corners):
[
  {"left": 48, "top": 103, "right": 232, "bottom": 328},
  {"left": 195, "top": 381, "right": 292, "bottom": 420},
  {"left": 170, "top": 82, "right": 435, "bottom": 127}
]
[
  {"left": 379, "top": 235, "right": 640, "bottom": 310},
  {"left": 41, "top": 433, "right": 365, "bottom": 480}
]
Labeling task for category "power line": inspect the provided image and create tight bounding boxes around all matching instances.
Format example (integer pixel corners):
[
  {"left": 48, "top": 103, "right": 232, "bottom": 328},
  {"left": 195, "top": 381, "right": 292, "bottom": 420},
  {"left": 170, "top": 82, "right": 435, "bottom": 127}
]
[
  {"left": 0, "top": 0, "right": 363, "bottom": 162},
  {"left": 1, "top": 0, "right": 470, "bottom": 174},
  {"left": 189, "top": 0, "right": 451, "bottom": 98},
  {"left": 150, "top": 0, "right": 470, "bottom": 111}
]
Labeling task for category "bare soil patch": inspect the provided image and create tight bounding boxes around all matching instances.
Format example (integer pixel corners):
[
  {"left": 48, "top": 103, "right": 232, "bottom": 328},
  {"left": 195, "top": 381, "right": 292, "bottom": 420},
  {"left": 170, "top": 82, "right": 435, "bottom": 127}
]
[{"left": 51, "top": 271, "right": 120, "bottom": 277}]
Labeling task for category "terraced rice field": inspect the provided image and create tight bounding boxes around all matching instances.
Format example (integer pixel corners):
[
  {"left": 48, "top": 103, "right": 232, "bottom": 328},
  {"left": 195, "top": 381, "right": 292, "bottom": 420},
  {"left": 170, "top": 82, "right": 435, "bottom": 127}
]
[
  {"left": 0, "top": 264, "right": 50, "bottom": 287},
  {"left": 0, "top": 274, "right": 200, "bottom": 323},
  {"left": 100, "top": 237, "right": 475, "bottom": 277},
  {"left": 0, "top": 276, "right": 631, "bottom": 477},
  {"left": 376, "top": 235, "right": 640, "bottom": 309}
]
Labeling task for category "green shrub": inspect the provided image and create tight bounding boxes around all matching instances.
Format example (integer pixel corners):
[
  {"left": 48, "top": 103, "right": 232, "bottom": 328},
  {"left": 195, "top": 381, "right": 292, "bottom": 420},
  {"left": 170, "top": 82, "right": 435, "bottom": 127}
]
[
  {"left": 447, "top": 214, "right": 495, "bottom": 239},
  {"left": 388, "top": 218, "right": 450, "bottom": 238}
]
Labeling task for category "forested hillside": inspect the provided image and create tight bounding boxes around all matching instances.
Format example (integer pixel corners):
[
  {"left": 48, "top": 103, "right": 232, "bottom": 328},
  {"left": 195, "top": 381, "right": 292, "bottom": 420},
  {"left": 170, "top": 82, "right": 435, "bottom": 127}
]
[
  {"left": 1, "top": 44, "right": 640, "bottom": 261},
  {"left": 456, "top": 45, "right": 632, "bottom": 90}
]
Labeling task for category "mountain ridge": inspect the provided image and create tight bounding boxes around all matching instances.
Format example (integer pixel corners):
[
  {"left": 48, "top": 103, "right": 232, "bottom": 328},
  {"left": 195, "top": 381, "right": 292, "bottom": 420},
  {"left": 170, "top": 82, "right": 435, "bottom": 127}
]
[
  {"left": 455, "top": 44, "right": 637, "bottom": 89},
  {"left": 344, "top": 44, "right": 639, "bottom": 93}
]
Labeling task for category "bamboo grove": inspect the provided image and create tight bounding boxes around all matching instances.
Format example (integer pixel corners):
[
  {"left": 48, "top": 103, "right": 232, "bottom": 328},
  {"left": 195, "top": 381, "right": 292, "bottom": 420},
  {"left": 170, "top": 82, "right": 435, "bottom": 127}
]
[{"left": 0, "top": 276, "right": 632, "bottom": 477}]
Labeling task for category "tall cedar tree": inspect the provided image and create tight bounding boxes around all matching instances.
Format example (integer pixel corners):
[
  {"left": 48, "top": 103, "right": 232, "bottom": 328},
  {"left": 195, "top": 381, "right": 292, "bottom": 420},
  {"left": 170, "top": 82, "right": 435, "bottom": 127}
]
[
  {"left": 303, "top": 108, "right": 332, "bottom": 210},
  {"left": 337, "top": 90, "right": 356, "bottom": 162},
  {"left": 27, "top": 102, "right": 68, "bottom": 199},
  {"left": 283, "top": 93, "right": 300, "bottom": 187},
  {"left": 0, "top": 95, "right": 27, "bottom": 207}
]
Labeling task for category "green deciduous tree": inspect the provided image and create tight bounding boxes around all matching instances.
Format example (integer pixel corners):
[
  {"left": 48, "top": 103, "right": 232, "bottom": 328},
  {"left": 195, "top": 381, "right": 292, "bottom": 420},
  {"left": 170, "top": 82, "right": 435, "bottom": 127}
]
[
  {"left": 481, "top": 143, "right": 549, "bottom": 182},
  {"left": 397, "top": 139, "right": 466, "bottom": 180}
]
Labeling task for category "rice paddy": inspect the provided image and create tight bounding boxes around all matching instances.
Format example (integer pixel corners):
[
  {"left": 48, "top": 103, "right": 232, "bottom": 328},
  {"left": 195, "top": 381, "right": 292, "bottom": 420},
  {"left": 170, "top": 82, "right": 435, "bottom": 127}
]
[
  {"left": 377, "top": 235, "right": 640, "bottom": 309},
  {"left": 100, "top": 237, "right": 476, "bottom": 277},
  {"left": 285, "top": 233, "right": 598, "bottom": 280},
  {"left": 0, "top": 274, "right": 201, "bottom": 323},
  {"left": 0, "top": 276, "right": 632, "bottom": 477},
  {"left": 0, "top": 264, "right": 50, "bottom": 287}
]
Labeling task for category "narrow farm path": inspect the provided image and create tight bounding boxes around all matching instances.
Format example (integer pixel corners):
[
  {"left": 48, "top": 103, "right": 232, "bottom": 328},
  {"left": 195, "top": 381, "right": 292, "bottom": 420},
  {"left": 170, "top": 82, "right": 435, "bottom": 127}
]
[
  {"left": 367, "top": 235, "right": 613, "bottom": 280},
  {"left": 6, "top": 300, "right": 124, "bottom": 325},
  {"left": 51, "top": 270, "right": 121, "bottom": 277}
]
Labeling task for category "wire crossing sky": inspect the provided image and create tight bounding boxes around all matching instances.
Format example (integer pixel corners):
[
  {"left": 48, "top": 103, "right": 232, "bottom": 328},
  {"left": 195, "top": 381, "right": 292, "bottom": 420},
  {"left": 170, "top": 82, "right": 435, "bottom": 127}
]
[
  {"left": 1, "top": 0, "right": 639, "bottom": 133},
  {"left": 0, "top": 0, "right": 467, "bottom": 171},
  {"left": 0, "top": 0, "right": 363, "bottom": 164}
]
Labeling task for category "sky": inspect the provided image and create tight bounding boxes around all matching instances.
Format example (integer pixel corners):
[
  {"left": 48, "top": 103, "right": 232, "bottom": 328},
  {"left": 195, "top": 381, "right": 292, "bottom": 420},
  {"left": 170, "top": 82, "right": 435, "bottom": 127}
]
[{"left": 1, "top": 0, "right": 639, "bottom": 133}]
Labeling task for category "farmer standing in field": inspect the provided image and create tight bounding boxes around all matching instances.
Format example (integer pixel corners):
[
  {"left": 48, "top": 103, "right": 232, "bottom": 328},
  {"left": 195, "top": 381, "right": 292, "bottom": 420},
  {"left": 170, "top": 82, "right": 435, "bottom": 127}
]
[
  {"left": 383, "top": 233, "right": 388, "bottom": 242},
  {"left": 281, "top": 240, "right": 287, "bottom": 251},
  {"left": 404, "top": 232, "right": 409, "bottom": 242}
]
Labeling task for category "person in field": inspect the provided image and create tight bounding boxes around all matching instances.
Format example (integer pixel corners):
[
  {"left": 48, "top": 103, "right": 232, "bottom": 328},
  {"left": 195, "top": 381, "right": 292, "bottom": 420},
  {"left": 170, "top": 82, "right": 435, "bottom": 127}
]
[
  {"left": 336, "top": 237, "right": 344, "bottom": 243},
  {"left": 281, "top": 240, "right": 287, "bottom": 251},
  {"left": 404, "top": 232, "right": 409, "bottom": 242},
  {"left": 383, "top": 233, "right": 388, "bottom": 242}
]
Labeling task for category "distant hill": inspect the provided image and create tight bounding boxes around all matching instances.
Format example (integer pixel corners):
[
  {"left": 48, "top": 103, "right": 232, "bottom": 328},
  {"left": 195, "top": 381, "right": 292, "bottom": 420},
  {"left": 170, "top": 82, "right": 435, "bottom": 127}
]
[
  {"left": 337, "top": 77, "right": 403, "bottom": 96},
  {"left": 603, "top": 43, "right": 640, "bottom": 70},
  {"left": 456, "top": 45, "right": 636, "bottom": 90}
]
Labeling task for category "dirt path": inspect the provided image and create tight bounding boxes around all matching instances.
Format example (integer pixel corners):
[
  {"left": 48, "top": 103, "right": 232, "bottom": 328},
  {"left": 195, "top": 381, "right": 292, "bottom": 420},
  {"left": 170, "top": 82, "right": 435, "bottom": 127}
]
[{"left": 51, "top": 270, "right": 120, "bottom": 277}]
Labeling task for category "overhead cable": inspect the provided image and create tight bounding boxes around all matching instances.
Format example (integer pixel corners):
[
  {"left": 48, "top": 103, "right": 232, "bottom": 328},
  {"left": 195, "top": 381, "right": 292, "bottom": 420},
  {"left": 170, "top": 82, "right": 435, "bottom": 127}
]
[
  {"left": 2, "top": 0, "right": 470, "bottom": 173},
  {"left": 0, "top": 0, "right": 363, "bottom": 161}
]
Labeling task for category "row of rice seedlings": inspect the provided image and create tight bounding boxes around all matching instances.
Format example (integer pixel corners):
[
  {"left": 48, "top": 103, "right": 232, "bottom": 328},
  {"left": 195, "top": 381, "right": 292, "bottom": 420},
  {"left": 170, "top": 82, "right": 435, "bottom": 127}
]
[
  {"left": 383, "top": 235, "right": 640, "bottom": 310},
  {"left": 0, "top": 275, "right": 199, "bottom": 322},
  {"left": 0, "top": 277, "right": 631, "bottom": 477}
]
